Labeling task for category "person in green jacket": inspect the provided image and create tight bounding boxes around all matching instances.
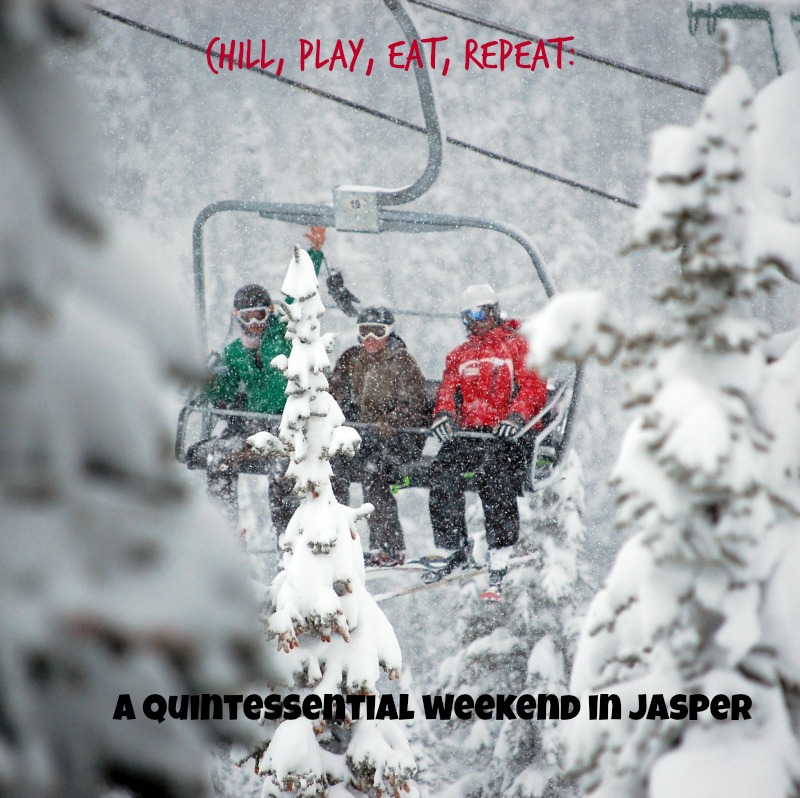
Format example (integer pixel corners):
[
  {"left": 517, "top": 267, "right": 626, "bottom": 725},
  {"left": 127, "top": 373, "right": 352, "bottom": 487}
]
[
  {"left": 209, "top": 227, "right": 327, "bottom": 416},
  {"left": 206, "top": 285, "right": 292, "bottom": 414},
  {"left": 190, "top": 226, "right": 357, "bottom": 534},
  {"left": 191, "top": 282, "right": 297, "bottom": 535}
]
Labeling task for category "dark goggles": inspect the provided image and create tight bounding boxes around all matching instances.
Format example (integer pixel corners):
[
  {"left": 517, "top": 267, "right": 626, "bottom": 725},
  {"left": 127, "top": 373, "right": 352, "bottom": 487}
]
[
  {"left": 358, "top": 323, "right": 390, "bottom": 340},
  {"left": 461, "top": 306, "right": 491, "bottom": 326},
  {"left": 238, "top": 306, "right": 269, "bottom": 323}
]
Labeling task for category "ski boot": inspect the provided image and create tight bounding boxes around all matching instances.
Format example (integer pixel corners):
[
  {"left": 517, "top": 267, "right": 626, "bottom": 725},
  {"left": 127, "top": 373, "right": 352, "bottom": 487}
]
[
  {"left": 479, "top": 546, "right": 512, "bottom": 602},
  {"left": 364, "top": 550, "right": 405, "bottom": 568},
  {"left": 419, "top": 545, "right": 476, "bottom": 583},
  {"left": 479, "top": 569, "right": 505, "bottom": 603}
]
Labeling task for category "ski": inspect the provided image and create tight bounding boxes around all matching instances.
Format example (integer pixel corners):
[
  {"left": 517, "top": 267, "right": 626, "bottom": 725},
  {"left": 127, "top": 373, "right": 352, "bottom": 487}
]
[
  {"left": 364, "top": 557, "right": 470, "bottom": 578},
  {"left": 365, "top": 562, "right": 441, "bottom": 575},
  {"left": 366, "top": 554, "right": 468, "bottom": 575},
  {"left": 369, "top": 553, "right": 539, "bottom": 603},
  {"left": 365, "top": 552, "right": 484, "bottom": 580}
]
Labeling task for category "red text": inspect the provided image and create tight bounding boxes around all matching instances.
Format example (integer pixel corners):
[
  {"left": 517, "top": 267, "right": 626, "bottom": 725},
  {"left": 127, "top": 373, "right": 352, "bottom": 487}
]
[
  {"left": 206, "top": 38, "right": 284, "bottom": 75},
  {"left": 299, "top": 38, "right": 368, "bottom": 72},
  {"left": 465, "top": 36, "right": 575, "bottom": 71},
  {"left": 388, "top": 36, "right": 450, "bottom": 74}
]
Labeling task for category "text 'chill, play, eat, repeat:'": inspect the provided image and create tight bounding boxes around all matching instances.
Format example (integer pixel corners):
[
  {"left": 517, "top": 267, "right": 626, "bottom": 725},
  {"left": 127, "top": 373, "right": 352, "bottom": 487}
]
[{"left": 205, "top": 35, "right": 576, "bottom": 77}]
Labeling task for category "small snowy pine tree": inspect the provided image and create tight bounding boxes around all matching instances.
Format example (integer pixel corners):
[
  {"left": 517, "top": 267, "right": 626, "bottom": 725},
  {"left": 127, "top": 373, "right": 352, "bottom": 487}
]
[{"left": 248, "top": 246, "right": 417, "bottom": 798}]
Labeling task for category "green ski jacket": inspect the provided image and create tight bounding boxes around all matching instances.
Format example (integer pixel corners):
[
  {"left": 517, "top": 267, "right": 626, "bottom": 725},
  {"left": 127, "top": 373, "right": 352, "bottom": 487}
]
[
  {"left": 206, "top": 314, "right": 291, "bottom": 414},
  {"left": 205, "top": 248, "right": 324, "bottom": 414}
]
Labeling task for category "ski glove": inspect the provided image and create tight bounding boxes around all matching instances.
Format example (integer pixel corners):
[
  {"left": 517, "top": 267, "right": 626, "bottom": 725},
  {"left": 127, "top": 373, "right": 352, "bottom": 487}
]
[
  {"left": 206, "top": 351, "right": 227, "bottom": 376},
  {"left": 326, "top": 271, "right": 361, "bottom": 317},
  {"left": 304, "top": 225, "right": 327, "bottom": 250},
  {"left": 431, "top": 414, "right": 455, "bottom": 443},
  {"left": 493, "top": 414, "right": 524, "bottom": 439}
]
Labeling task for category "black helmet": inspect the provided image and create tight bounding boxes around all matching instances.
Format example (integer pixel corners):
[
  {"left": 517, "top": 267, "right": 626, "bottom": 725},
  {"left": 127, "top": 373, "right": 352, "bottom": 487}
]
[
  {"left": 233, "top": 284, "right": 271, "bottom": 310},
  {"left": 357, "top": 306, "right": 394, "bottom": 326}
]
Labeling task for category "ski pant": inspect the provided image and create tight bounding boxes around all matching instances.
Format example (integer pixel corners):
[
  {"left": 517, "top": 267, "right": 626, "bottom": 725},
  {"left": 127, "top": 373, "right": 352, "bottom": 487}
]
[
  {"left": 332, "top": 456, "right": 404, "bottom": 555},
  {"left": 428, "top": 436, "right": 525, "bottom": 551},
  {"left": 331, "top": 430, "right": 422, "bottom": 555},
  {"left": 191, "top": 434, "right": 298, "bottom": 535}
]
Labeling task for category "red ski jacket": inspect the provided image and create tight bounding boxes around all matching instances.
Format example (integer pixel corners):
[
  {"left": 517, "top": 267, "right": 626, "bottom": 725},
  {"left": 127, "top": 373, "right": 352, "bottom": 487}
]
[{"left": 433, "top": 320, "right": 547, "bottom": 429}]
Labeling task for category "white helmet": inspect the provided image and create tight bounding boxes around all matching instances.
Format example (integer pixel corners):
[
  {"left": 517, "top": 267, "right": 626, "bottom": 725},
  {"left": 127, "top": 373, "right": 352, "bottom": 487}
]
[{"left": 460, "top": 283, "right": 498, "bottom": 312}]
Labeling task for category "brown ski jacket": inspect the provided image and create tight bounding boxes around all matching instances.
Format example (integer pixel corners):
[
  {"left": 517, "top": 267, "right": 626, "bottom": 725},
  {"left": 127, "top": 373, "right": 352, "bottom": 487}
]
[{"left": 329, "top": 336, "right": 427, "bottom": 438}]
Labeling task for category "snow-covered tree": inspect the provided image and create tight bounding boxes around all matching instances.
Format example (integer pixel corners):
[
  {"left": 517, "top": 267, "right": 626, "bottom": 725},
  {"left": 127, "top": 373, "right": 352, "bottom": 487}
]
[
  {"left": 527, "top": 49, "right": 800, "bottom": 798},
  {"left": 0, "top": 3, "right": 272, "bottom": 797},
  {"left": 431, "top": 450, "right": 588, "bottom": 798},
  {"left": 247, "top": 246, "right": 416, "bottom": 798},
  {"left": 752, "top": 67, "right": 800, "bottom": 224}
]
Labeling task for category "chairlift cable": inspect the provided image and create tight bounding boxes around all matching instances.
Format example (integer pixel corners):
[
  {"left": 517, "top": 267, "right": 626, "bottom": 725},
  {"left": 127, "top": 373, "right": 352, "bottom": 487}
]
[
  {"left": 406, "top": 0, "right": 709, "bottom": 96},
  {"left": 88, "top": 5, "right": 638, "bottom": 209}
]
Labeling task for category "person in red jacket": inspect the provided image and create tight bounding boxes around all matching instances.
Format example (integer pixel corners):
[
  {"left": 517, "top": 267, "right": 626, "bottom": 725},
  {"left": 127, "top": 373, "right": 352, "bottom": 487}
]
[{"left": 429, "top": 284, "right": 548, "bottom": 599}]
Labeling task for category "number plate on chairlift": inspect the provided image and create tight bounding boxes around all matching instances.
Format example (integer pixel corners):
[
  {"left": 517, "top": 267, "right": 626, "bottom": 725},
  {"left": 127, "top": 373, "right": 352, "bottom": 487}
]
[{"left": 333, "top": 187, "right": 380, "bottom": 233}]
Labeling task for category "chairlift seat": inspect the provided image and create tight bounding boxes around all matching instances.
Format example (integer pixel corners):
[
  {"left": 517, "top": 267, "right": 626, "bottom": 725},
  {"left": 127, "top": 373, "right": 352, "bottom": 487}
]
[{"left": 178, "top": 379, "right": 571, "bottom": 495}]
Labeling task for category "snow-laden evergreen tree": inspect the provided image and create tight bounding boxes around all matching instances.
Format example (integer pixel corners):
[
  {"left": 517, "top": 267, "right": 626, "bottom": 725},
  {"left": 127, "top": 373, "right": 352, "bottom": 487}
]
[
  {"left": 0, "top": 3, "right": 272, "bottom": 797},
  {"left": 752, "top": 66, "right": 800, "bottom": 224},
  {"left": 526, "top": 46, "right": 800, "bottom": 798},
  {"left": 247, "top": 246, "right": 416, "bottom": 798},
  {"left": 433, "top": 450, "right": 588, "bottom": 798}
]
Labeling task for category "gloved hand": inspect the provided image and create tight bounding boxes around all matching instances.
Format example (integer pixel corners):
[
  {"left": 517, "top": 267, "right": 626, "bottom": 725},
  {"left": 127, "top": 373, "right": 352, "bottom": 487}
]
[
  {"left": 305, "top": 225, "right": 326, "bottom": 250},
  {"left": 207, "top": 351, "right": 227, "bottom": 375},
  {"left": 326, "top": 270, "right": 360, "bottom": 317},
  {"left": 493, "top": 413, "right": 524, "bottom": 439},
  {"left": 431, "top": 414, "right": 454, "bottom": 443}
]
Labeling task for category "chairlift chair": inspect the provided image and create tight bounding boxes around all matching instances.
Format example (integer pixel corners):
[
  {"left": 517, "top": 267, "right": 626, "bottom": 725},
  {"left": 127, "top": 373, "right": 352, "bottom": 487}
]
[
  {"left": 686, "top": 2, "right": 800, "bottom": 74},
  {"left": 175, "top": 0, "right": 582, "bottom": 500}
]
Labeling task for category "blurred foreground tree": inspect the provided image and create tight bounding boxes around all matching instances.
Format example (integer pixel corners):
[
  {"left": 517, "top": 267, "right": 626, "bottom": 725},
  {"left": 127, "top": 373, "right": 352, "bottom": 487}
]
[
  {"left": 526, "top": 42, "right": 800, "bottom": 798},
  {"left": 0, "top": 3, "right": 270, "bottom": 795}
]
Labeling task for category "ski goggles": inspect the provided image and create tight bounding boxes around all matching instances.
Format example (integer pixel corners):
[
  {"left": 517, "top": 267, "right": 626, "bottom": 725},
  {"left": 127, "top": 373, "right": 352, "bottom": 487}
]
[
  {"left": 357, "top": 323, "right": 391, "bottom": 340},
  {"left": 461, "top": 306, "right": 491, "bottom": 326},
  {"left": 237, "top": 307, "right": 270, "bottom": 323}
]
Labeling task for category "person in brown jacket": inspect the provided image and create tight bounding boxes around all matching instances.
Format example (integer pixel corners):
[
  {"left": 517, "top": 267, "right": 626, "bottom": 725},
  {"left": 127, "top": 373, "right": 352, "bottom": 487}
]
[{"left": 329, "top": 306, "right": 427, "bottom": 566}]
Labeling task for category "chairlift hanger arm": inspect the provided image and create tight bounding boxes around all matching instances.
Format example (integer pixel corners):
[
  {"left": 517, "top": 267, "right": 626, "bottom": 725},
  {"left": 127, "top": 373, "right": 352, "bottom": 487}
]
[
  {"left": 373, "top": 0, "right": 444, "bottom": 206},
  {"left": 378, "top": 208, "right": 555, "bottom": 298},
  {"left": 686, "top": 2, "right": 800, "bottom": 75},
  {"left": 192, "top": 201, "right": 335, "bottom": 346},
  {"left": 333, "top": 0, "right": 445, "bottom": 231}
]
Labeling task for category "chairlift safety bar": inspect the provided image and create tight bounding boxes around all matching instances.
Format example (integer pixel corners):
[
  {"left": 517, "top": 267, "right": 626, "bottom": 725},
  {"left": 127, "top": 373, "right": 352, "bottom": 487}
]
[{"left": 175, "top": 373, "right": 575, "bottom": 463}]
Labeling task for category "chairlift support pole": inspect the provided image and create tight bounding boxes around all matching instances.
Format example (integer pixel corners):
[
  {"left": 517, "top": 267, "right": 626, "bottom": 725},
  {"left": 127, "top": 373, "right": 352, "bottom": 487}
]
[
  {"left": 331, "top": 0, "right": 444, "bottom": 229},
  {"left": 371, "top": 0, "right": 444, "bottom": 206}
]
